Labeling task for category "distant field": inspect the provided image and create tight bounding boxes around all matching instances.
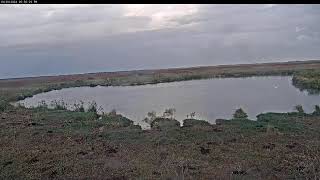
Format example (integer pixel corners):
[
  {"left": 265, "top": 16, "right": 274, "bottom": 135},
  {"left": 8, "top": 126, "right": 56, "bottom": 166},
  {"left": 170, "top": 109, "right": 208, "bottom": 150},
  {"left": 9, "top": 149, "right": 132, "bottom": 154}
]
[
  {"left": 1, "top": 60, "right": 320, "bottom": 102},
  {"left": 2, "top": 60, "right": 320, "bottom": 87}
]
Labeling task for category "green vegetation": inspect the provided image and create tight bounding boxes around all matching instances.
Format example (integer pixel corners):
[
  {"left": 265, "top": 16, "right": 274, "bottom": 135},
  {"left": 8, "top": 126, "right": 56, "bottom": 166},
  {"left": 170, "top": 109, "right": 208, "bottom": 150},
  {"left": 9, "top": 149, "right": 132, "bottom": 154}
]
[
  {"left": 292, "top": 70, "right": 320, "bottom": 94},
  {"left": 34, "top": 100, "right": 102, "bottom": 115},
  {"left": 0, "top": 98, "right": 11, "bottom": 112},
  {"left": 100, "top": 111, "right": 137, "bottom": 128},
  {"left": 182, "top": 118, "right": 212, "bottom": 128},
  {"left": 2, "top": 104, "right": 320, "bottom": 179},
  {"left": 150, "top": 117, "right": 181, "bottom": 130},
  {"left": 144, "top": 109, "right": 180, "bottom": 130}
]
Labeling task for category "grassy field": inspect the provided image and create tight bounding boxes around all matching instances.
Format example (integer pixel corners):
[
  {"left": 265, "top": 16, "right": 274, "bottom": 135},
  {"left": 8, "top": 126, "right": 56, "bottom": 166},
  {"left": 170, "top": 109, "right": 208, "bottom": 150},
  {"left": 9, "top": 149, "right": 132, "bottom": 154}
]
[
  {"left": 1, "top": 60, "right": 320, "bottom": 179},
  {"left": 1, "top": 105, "right": 320, "bottom": 179}
]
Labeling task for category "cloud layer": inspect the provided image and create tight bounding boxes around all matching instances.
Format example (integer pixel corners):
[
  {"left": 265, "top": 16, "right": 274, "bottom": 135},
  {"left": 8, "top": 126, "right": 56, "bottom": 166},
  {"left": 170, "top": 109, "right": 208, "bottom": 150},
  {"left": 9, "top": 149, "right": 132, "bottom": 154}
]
[{"left": 1, "top": 4, "right": 320, "bottom": 78}]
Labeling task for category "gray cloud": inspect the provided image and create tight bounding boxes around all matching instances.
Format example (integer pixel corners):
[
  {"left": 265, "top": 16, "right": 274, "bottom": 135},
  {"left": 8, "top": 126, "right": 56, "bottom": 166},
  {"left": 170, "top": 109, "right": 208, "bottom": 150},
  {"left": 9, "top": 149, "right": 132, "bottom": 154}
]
[{"left": 0, "top": 5, "right": 320, "bottom": 79}]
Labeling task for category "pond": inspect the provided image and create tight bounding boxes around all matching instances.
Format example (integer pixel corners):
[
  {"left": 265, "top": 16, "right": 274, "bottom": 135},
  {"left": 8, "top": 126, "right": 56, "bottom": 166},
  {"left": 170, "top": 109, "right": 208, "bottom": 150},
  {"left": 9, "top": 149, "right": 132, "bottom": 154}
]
[{"left": 18, "top": 76, "right": 320, "bottom": 128}]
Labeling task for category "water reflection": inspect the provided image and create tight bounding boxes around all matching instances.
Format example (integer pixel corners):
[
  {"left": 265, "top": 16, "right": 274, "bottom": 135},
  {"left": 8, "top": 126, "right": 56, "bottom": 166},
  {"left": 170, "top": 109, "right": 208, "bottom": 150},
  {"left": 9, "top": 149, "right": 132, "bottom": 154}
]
[{"left": 19, "top": 76, "right": 320, "bottom": 128}]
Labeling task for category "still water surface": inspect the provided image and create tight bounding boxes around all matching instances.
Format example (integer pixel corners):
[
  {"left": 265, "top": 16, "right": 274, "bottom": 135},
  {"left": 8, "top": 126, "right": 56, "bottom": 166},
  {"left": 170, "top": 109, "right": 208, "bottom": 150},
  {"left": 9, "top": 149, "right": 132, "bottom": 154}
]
[{"left": 19, "top": 76, "right": 320, "bottom": 127}]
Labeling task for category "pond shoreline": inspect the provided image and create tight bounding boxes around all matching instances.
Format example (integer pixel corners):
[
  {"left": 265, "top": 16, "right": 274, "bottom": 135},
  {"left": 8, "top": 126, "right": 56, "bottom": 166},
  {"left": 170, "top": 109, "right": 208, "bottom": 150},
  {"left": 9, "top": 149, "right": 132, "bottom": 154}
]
[
  {"left": 16, "top": 76, "right": 320, "bottom": 129},
  {"left": 1, "top": 60, "right": 320, "bottom": 102}
]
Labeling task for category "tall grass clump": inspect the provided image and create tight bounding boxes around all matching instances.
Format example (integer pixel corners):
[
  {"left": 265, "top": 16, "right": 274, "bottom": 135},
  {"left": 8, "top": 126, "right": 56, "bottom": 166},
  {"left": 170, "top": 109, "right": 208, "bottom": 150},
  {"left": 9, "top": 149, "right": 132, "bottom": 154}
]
[
  {"left": 87, "top": 101, "right": 98, "bottom": 113},
  {"left": 312, "top": 105, "right": 320, "bottom": 116},
  {"left": 73, "top": 101, "right": 85, "bottom": 112},
  {"left": 233, "top": 108, "right": 248, "bottom": 119},
  {"left": 143, "top": 111, "right": 157, "bottom": 125},
  {"left": 143, "top": 108, "right": 180, "bottom": 130},
  {"left": 295, "top": 105, "right": 305, "bottom": 114},
  {"left": 50, "top": 100, "right": 68, "bottom": 110}
]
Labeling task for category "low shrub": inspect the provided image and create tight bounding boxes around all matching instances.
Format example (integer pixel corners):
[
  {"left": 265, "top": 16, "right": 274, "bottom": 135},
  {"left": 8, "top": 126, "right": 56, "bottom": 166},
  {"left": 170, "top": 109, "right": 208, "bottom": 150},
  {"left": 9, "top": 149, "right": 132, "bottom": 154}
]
[
  {"left": 183, "top": 119, "right": 211, "bottom": 127},
  {"left": 150, "top": 118, "right": 180, "bottom": 130},
  {"left": 0, "top": 99, "right": 9, "bottom": 112},
  {"left": 295, "top": 105, "right": 305, "bottom": 114},
  {"left": 100, "top": 114, "right": 134, "bottom": 128}
]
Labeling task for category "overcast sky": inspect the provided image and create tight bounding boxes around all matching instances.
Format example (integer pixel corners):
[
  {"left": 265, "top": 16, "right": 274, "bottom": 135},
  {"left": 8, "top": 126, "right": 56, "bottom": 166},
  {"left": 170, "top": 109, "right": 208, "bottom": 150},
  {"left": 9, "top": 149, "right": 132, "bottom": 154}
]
[{"left": 1, "top": 4, "right": 320, "bottom": 79}]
